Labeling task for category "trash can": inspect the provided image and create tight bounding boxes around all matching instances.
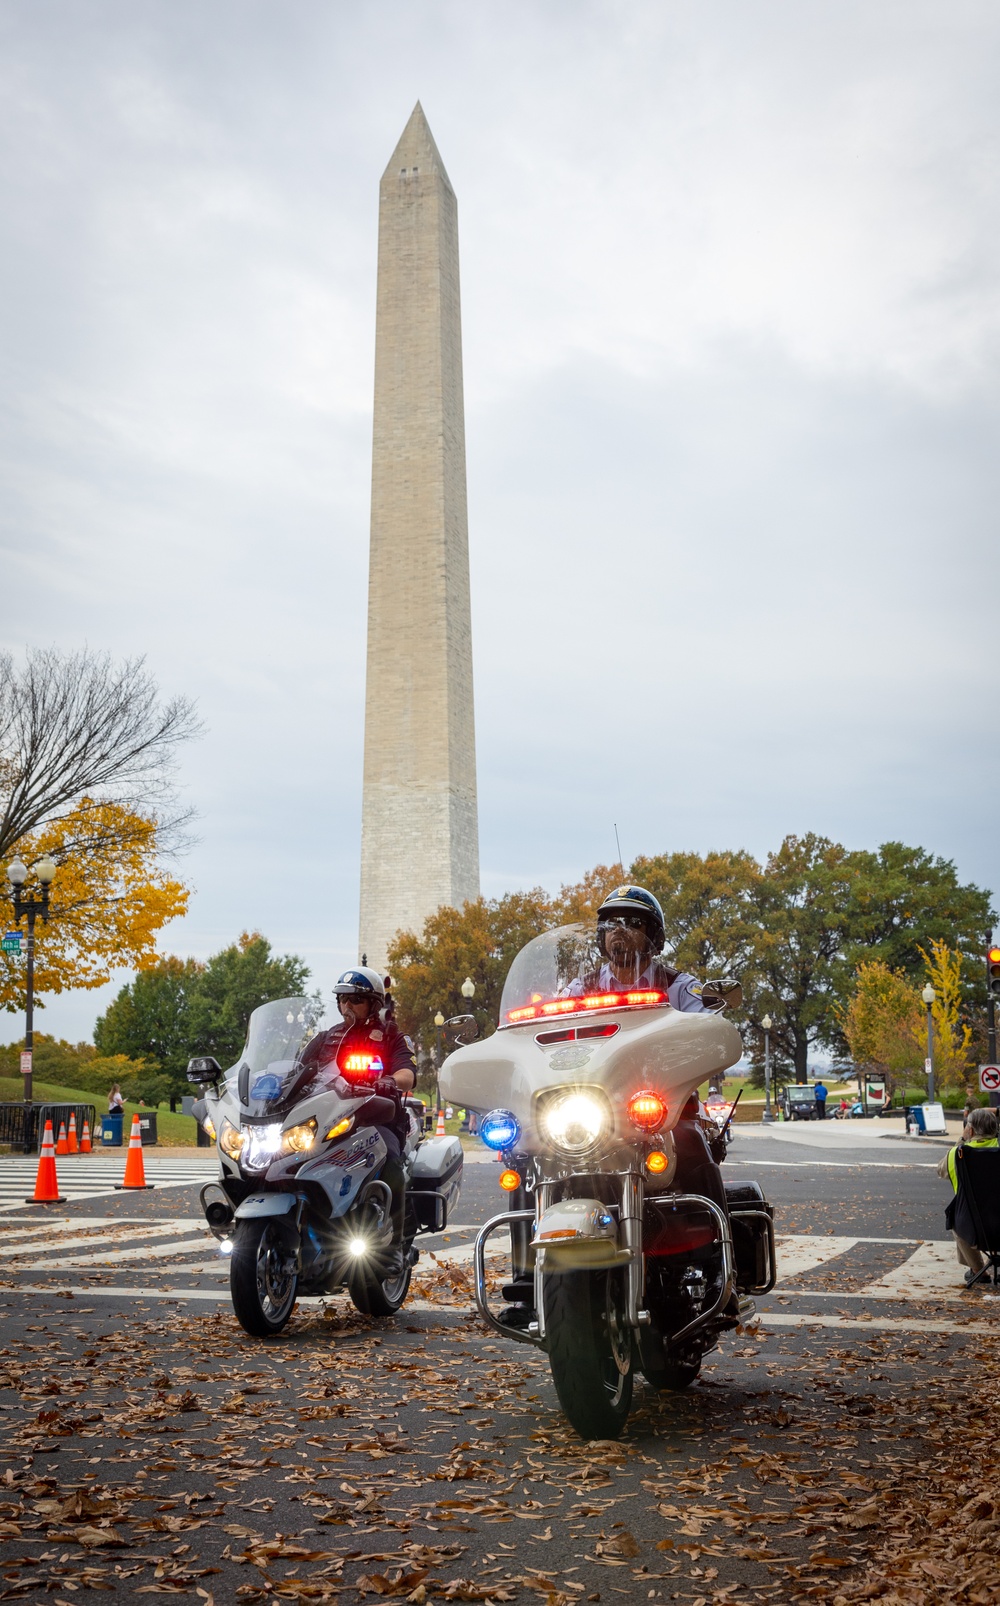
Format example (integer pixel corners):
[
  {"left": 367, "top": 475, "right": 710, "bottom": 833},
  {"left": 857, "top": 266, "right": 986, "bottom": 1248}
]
[
  {"left": 137, "top": 1112, "right": 157, "bottom": 1145},
  {"left": 101, "top": 1113, "right": 124, "bottom": 1147},
  {"left": 910, "top": 1105, "right": 927, "bottom": 1134}
]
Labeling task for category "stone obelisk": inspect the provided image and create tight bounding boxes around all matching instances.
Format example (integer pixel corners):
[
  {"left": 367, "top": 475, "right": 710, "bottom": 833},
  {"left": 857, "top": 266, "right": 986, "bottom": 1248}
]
[{"left": 358, "top": 104, "right": 480, "bottom": 972}]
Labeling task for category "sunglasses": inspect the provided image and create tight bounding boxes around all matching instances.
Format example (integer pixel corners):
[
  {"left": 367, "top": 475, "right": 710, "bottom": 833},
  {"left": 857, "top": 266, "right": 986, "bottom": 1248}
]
[
  {"left": 598, "top": 914, "right": 648, "bottom": 932},
  {"left": 339, "top": 994, "right": 371, "bottom": 1008}
]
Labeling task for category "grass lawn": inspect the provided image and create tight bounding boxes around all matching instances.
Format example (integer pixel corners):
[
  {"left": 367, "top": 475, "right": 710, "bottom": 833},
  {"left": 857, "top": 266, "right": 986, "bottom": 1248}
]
[{"left": 0, "top": 1077, "right": 198, "bottom": 1146}]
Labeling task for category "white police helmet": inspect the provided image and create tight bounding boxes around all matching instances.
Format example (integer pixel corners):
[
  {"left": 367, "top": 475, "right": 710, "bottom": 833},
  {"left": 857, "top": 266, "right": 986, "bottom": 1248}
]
[{"left": 333, "top": 966, "right": 386, "bottom": 1003}]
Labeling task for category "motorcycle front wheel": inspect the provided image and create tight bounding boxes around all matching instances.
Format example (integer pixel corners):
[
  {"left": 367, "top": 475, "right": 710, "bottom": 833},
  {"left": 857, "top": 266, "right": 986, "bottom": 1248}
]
[
  {"left": 230, "top": 1218, "right": 298, "bottom": 1337},
  {"left": 543, "top": 1267, "right": 633, "bottom": 1440}
]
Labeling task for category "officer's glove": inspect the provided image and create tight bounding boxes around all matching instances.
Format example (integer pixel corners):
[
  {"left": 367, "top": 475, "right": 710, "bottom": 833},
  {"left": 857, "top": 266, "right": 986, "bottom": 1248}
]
[{"left": 372, "top": 1077, "right": 401, "bottom": 1100}]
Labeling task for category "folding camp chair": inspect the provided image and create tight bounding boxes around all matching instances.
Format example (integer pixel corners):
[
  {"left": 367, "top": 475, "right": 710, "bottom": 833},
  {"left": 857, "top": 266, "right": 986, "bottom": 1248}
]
[{"left": 954, "top": 1145, "right": 1000, "bottom": 1289}]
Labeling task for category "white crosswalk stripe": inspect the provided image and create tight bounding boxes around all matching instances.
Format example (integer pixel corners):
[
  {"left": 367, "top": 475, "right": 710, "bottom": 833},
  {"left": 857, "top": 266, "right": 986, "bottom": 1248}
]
[
  {"left": 774, "top": 1232, "right": 970, "bottom": 1302},
  {"left": 0, "top": 1155, "right": 219, "bottom": 1210},
  {"left": 0, "top": 1220, "right": 974, "bottom": 1310}
]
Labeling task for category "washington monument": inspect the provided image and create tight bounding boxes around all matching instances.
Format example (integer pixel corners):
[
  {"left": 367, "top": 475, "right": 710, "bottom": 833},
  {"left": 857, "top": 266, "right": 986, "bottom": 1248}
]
[{"left": 358, "top": 104, "right": 480, "bottom": 972}]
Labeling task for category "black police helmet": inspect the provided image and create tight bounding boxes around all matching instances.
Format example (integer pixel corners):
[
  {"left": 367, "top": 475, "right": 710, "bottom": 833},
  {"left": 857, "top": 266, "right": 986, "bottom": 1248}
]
[{"left": 596, "top": 885, "right": 666, "bottom": 954}]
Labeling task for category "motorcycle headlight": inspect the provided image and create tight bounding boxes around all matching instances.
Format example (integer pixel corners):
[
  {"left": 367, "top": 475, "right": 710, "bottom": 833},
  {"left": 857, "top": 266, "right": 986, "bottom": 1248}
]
[
  {"left": 281, "top": 1117, "right": 318, "bottom": 1155},
  {"left": 242, "top": 1123, "right": 283, "bottom": 1170},
  {"left": 540, "top": 1090, "right": 610, "bottom": 1156},
  {"left": 219, "top": 1118, "right": 244, "bottom": 1161}
]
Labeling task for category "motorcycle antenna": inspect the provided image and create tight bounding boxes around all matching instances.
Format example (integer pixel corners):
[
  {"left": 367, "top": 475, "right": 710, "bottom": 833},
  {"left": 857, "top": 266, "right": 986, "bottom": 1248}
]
[{"left": 614, "top": 824, "right": 625, "bottom": 878}]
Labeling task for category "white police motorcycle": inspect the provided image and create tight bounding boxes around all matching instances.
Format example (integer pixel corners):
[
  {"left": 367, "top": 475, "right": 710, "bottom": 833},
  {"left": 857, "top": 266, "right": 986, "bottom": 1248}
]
[
  {"left": 440, "top": 926, "right": 775, "bottom": 1439},
  {"left": 188, "top": 998, "right": 462, "bottom": 1336}
]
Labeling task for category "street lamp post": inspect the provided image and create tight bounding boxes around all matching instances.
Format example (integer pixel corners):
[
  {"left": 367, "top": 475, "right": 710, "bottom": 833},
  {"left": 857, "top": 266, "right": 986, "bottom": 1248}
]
[
  {"left": 460, "top": 976, "right": 476, "bottom": 1005},
  {"left": 921, "top": 984, "right": 936, "bottom": 1106},
  {"left": 761, "top": 1015, "right": 774, "bottom": 1123},
  {"left": 433, "top": 1011, "right": 445, "bottom": 1114},
  {"left": 5, "top": 855, "right": 57, "bottom": 1112}
]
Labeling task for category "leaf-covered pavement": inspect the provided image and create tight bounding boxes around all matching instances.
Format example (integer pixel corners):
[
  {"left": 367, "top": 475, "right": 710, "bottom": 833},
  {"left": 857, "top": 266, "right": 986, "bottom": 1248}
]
[{"left": 0, "top": 1128, "right": 996, "bottom": 1604}]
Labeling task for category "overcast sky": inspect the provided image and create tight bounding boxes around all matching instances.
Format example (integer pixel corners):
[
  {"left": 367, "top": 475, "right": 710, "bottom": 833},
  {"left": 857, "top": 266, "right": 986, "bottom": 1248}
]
[{"left": 1, "top": 1, "right": 998, "bottom": 1043}]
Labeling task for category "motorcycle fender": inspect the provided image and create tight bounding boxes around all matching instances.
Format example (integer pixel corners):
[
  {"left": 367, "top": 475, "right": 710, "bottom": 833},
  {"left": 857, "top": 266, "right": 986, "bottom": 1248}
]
[
  {"left": 535, "top": 1197, "right": 632, "bottom": 1272},
  {"left": 234, "top": 1193, "right": 302, "bottom": 1221}
]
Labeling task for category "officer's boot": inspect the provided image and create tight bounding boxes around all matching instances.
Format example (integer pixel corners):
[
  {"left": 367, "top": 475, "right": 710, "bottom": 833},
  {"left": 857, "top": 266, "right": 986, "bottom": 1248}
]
[{"left": 381, "top": 1157, "right": 407, "bottom": 1279}]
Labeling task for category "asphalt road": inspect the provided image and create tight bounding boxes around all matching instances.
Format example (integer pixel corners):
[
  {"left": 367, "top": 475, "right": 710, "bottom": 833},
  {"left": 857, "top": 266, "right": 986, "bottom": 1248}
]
[{"left": 0, "top": 1126, "right": 992, "bottom": 1605}]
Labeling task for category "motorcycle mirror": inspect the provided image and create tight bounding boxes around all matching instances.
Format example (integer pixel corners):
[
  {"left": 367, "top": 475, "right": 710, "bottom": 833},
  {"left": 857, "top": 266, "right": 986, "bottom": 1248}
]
[
  {"left": 701, "top": 978, "right": 743, "bottom": 1011},
  {"left": 446, "top": 1014, "right": 480, "bottom": 1044},
  {"left": 187, "top": 1055, "right": 222, "bottom": 1086}
]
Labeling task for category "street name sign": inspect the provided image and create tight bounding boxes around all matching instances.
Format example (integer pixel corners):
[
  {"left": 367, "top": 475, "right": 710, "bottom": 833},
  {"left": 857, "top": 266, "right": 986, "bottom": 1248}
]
[
  {"left": 1, "top": 932, "right": 20, "bottom": 954},
  {"left": 980, "top": 1064, "right": 1000, "bottom": 1093}
]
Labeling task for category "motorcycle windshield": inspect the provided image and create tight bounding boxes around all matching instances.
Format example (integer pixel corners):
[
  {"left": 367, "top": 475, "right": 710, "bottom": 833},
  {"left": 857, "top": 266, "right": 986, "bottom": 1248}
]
[
  {"left": 498, "top": 924, "right": 669, "bottom": 1027},
  {"left": 230, "top": 997, "right": 328, "bottom": 1115}
]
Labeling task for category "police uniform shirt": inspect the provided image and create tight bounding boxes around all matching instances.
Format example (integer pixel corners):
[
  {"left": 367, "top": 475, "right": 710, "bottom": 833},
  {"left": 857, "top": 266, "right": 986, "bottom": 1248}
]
[
  {"left": 568, "top": 960, "right": 705, "bottom": 1012},
  {"left": 304, "top": 1017, "right": 417, "bottom": 1081}
]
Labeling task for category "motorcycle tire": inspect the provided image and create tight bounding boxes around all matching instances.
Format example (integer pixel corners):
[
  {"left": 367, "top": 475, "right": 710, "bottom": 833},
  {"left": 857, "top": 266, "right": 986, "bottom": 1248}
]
[
  {"left": 543, "top": 1267, "right": 633, "bottom": 1440},
  {"left": 347, "top": 1256, "right": 412, "bottom": 1319},
  {"left": 641, "top": 1353, "right": 702, "bottom": 1391},
  {"left": 230, "top": 1218, "right": 298, "bottom": 1337}
]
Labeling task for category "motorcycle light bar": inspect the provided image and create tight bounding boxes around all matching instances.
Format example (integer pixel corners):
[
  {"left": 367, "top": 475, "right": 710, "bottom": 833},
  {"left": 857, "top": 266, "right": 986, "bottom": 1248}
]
[{"left": 505, "top": 989, "right": 666, "bottom": 1024}]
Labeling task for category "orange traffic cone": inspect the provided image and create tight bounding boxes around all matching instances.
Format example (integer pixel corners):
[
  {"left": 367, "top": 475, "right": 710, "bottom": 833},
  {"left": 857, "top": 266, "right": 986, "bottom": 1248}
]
[
  {"left": 55, "top": 1120, "right": 69, "bottom": 1155},
  {"left": 115, "top": 1114, "right": 153, "bottom": 1189},
  {"left": 435, "top": 1108, "right": 446, "bottom": 1137},
  {"left": 67, "top": 1111, "right": 79, "bottom": 1154},
  {"left": 26, "top": 1120, "right": 66, "bottom": 1204},
  {"left": 80, "top": 1118, "right": 92, "bottom": 1154}
]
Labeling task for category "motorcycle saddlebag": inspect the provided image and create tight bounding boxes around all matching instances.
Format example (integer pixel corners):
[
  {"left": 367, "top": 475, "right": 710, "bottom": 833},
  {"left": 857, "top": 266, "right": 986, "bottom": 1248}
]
[
  {"left": 410, "top": 1134, "right": 464, "bottom": 1232},
  {"left": 724, "top": 1180, "right": 775, "bottom": 1294}
]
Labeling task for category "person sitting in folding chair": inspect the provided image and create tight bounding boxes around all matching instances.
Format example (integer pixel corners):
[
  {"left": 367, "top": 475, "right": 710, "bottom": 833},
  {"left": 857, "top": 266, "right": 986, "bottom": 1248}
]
[{"left": 937, "top": 1106, "right": 1000, "bottom": 1287}]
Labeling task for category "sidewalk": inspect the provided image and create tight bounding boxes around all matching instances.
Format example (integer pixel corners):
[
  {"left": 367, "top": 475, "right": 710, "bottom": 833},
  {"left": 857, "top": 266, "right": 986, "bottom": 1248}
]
[{"left": 738, "top": 1115, "right": 952, "bottom": 1148}]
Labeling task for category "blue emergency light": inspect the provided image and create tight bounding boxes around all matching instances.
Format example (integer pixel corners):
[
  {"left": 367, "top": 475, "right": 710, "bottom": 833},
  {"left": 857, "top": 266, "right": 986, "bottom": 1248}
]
[{"left": 480, "top": 1109, "right": 520, "bottom": 1151}]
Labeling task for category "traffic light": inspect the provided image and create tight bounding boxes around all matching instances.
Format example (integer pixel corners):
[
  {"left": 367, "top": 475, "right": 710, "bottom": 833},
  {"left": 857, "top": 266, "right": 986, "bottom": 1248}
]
[{"left": 988, "top": 946, "right": 1000, "bottom": 999}]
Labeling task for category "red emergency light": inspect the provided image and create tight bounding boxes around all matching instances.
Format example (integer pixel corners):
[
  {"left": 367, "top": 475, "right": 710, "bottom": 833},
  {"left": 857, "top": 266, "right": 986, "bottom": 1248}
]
[
  {"left": 338, "top": 1050, "right": 384, "bottom": 1083},
  {"left": 505, "top": 989, "right": 666, "bottom": 1025}
]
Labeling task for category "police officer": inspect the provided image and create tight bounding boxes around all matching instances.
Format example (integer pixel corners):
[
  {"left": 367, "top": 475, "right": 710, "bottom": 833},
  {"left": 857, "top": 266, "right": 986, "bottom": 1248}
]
[
  {"left": 570, "top": 885, "right": 706, "bottom": 1010},
  {"left": 304, "top": 967, "right": 417, "bottom": 1275},
  {"left": 586, "top": 887, "right": 726, "bottom": 1206}
]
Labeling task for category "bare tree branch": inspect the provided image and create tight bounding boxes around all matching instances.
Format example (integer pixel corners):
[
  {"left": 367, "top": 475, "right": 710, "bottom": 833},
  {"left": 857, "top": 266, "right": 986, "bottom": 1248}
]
[{"left": 0, "top": 648, "right": 201, "bottom": 859}]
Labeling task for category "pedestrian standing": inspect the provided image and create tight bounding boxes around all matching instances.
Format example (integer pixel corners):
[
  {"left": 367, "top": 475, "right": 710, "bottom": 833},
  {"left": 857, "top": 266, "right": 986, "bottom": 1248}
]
[
  {"left": 814, "top": 1080, "right": 828, "bottom": 1120},
  {"left": 937, "top": 1107, "right": 999, "bottom": 1286},
  {"left": 962, "top": 1086, "right": 978, "bottom": 1125}
]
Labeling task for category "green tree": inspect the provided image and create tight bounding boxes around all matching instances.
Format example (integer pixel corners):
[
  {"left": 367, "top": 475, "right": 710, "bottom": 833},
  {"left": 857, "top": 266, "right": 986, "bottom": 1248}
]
[
  {"left": 95, "top": 931, "right": 310, "bottom": 1094},
  {"left": 388, "top": 892, "right": 553, "bottom": 1052},
  {"left": 631, "top": 849, "right": 762, "bottom": 981},
  {"left": 185, "top": 932, "right": 311, "bottom": 1070},
  {"left": 93, "top": 956, "right": 203, "bottom": 1084}
]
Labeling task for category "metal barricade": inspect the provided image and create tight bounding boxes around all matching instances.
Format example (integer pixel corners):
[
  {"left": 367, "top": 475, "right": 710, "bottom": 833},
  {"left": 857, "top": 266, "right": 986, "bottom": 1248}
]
[
  {"left": 36, "top": 1103, "right": 97, "bottom": 1154},
  {"left": 0, "top": 1102, "right": 95, "bottom": 1154}
]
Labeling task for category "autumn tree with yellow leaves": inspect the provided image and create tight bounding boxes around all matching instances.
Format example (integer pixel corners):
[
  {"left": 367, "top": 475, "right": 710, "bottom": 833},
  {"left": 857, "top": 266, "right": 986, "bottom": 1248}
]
[
  {"left": 920, "top": 937, "right": 974, "bottom": 1090},
  {"left": 0, "top": 800, "right": 189, "bottom": 1012},
  {"left": 1, "top": 648, "right": 198, "bottom": 1012}
]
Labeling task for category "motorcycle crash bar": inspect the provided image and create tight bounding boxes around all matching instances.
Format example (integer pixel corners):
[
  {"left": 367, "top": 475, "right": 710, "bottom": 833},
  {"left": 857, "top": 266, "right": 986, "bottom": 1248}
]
[{"left": 472, "top": 1190, "right": 737, "bottom": 1351}]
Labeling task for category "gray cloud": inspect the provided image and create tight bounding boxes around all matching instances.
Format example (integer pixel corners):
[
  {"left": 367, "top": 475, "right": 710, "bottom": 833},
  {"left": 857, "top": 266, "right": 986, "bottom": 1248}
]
[{"left": 0, "top": 0, "right": 997, "bottom": 1040}]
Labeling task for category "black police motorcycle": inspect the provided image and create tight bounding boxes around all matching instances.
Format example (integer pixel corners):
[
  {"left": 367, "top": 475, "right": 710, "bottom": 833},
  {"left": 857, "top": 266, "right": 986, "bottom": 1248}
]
[{"left": 188, "top": 997, "right": 463, "bottom": 1336}]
